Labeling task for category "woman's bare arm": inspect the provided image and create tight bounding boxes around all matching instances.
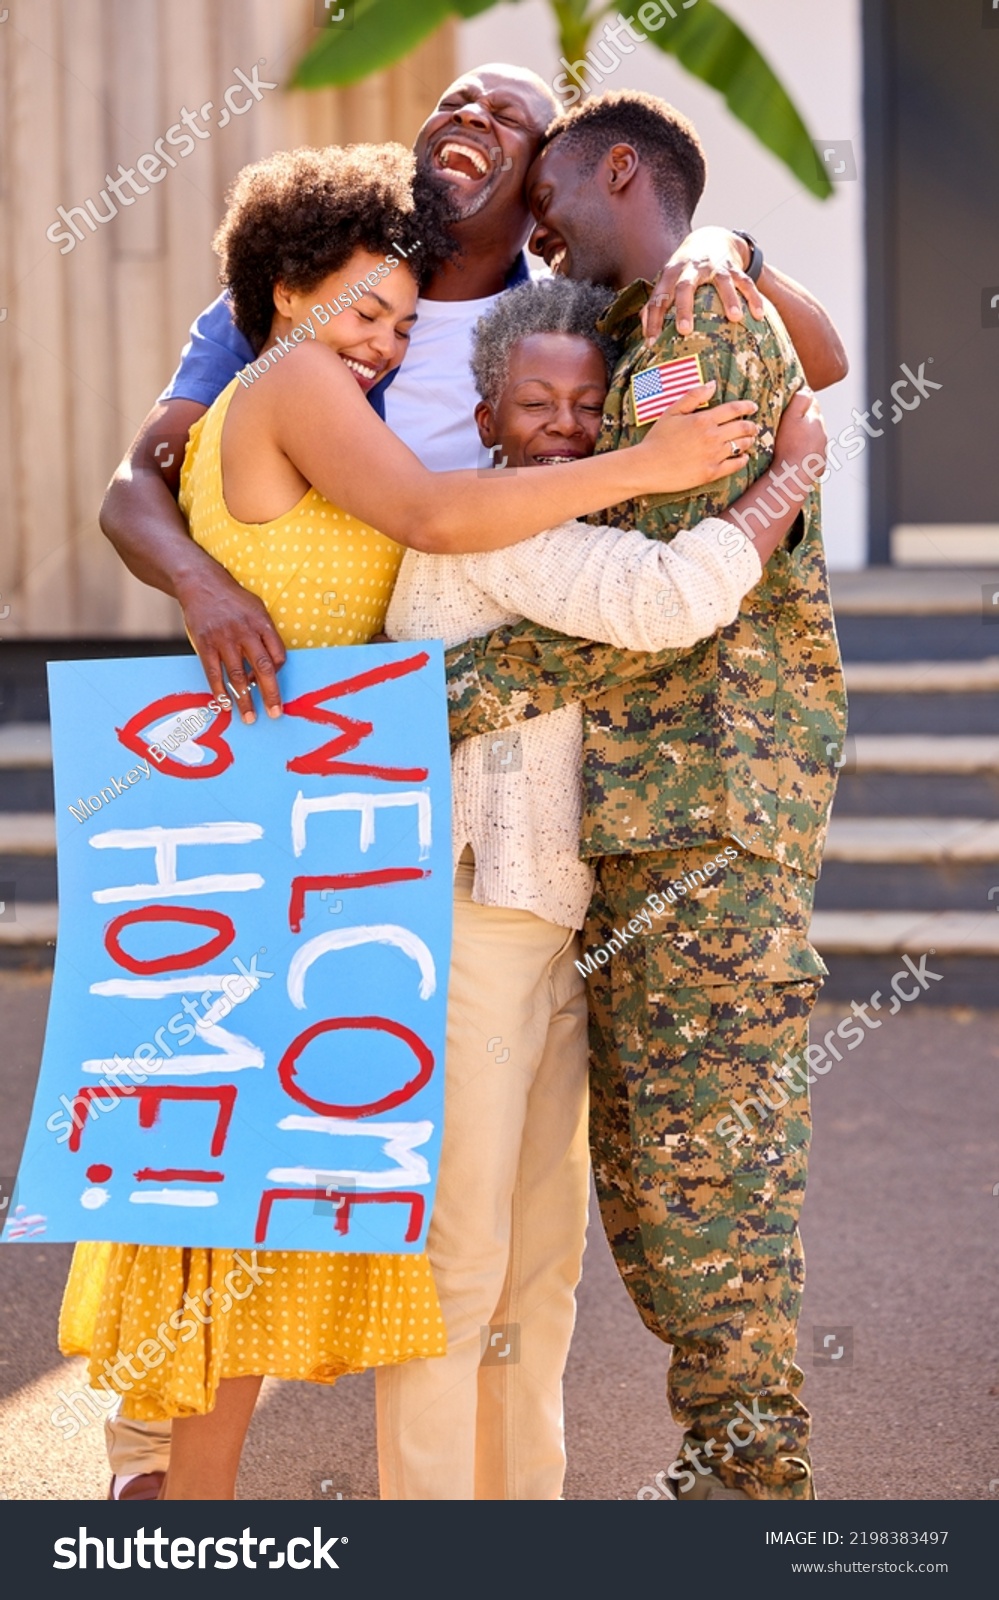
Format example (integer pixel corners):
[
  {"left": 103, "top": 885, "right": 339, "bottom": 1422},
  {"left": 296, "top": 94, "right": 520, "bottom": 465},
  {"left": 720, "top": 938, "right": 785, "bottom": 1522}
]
[{"left": 261, "top": 348, "right": 759, "bottom": 555}]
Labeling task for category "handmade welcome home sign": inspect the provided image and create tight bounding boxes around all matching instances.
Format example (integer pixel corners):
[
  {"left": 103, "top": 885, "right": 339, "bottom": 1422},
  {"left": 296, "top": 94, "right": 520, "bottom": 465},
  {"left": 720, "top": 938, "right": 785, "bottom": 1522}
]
[{"left": 2, "top": 645, "right": 452, "bottom": 1254}]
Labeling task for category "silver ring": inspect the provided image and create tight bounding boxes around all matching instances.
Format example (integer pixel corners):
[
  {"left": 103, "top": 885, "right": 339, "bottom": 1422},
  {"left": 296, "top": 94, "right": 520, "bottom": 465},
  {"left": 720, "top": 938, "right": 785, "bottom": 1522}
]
[{"left": 730, "top": 440, "right": 741, "bottom": 458}]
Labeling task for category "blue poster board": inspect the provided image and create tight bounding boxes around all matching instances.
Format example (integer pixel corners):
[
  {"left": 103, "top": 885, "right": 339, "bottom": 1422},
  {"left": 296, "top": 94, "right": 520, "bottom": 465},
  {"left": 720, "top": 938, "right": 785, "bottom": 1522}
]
[{"left": 2, "top": 645, "right": 452, "bottom": 1254}]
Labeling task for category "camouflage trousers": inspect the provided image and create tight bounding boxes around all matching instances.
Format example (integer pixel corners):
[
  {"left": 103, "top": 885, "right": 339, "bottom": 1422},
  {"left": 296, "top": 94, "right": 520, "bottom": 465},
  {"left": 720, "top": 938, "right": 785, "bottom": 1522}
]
[{"left": 584, "top": 842, "right": 827, "bottom": 1500}]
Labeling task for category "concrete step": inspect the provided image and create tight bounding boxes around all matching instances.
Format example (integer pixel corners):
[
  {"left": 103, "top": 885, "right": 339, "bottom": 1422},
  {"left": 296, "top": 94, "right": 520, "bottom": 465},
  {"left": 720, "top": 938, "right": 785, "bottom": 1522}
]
[
  {"left": 0, "top": 639, "right": 191, "bottom": 724},
  {"left": 824, "top": 817, "right": 999, "bottom": 861},
  {"left": 831, "top": 738, "right": 999, "bottom": 822},
  {"left": 0, "top": 812, "right": 58, "bottom": 902},
  {"left": 847, "top": 696, "right": 999, "bottom": 736},
  {"left": 808, "top": 909, "right": 999, "bottom": 1008},
  {"left": 816, "top": 861, "right": 999, "bottom": 912},
  {"left": 0, "top": 724, "right": 55, "bottom": 811},
  {"left": 0, "top": 769, "right": 55, "bottom": 812},
  {"left": 844, "top": 659, "right": 999, "bottom": 691},
  {"left": 816, "top": 818, "right": 999, "bottom": 914},
  {"left": 829, "top": 568, "right": 999, "bottom": 614},
  {"left": 836, "top": 615, "right": 999, "bottom": 662},
  {"left": 829, "top": 569, "right": 999, "bottom": 665},
  {"left": 811, "top": 908, "right": 999, "bottom": 952},
  {"left": 0, "top": 901, "right": 57, "bottom": 968},
  {"left": 818, "top": 817, "right": 999, "bottom": 912},
  {"left": 0, "top": 813, "right": 56, "bottom": 853},
  {"left": 845, "top": 661, "right": 999, "bottom": 735},
  {"left": 833, "top": 771, "right": 999, "bottom": 819},
  {"left": 846, "top": 736, "right": 999, "bottom": 772},
  {"left": 0, "top": 723, "right": 53, "bottom": 765}
]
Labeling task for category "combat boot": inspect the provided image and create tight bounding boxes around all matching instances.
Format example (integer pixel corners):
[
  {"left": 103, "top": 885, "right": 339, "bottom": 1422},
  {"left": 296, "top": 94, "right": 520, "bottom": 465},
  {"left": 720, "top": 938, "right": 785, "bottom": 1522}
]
[{"left": 675, "top": 1471, "right": 751, "bottom": 1502}]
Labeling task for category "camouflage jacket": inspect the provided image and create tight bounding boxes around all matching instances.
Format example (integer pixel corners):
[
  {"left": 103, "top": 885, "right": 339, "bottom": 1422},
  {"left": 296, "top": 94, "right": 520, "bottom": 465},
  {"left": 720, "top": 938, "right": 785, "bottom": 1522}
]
[{"left": 445, "top": 281, "right": 848, "bottom": 880}]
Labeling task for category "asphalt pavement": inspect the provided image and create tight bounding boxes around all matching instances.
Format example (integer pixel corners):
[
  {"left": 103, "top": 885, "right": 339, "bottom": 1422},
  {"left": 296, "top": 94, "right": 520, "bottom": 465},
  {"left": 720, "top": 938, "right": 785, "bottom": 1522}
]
[{"left": 1, "top": 972, "right": 996, "bottom": 1502}]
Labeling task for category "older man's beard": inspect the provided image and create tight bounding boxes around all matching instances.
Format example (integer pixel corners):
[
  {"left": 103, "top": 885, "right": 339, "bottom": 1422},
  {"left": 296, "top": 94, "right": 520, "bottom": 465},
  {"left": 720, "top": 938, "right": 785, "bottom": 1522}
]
[
  {"left": 415, "top": 146, "right": 508, "bottom": 223},
  {"left": 412, "top": 161, "right": 459, "bottom": 211}
]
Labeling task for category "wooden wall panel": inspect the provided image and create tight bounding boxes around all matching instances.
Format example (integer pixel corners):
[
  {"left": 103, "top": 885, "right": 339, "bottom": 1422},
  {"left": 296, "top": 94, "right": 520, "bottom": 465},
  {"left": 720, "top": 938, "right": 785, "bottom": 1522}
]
[
  {"left": 0, "top": 6, "right": 18, "bottom": 636},
  {"left": 8, "top": 1, "right": 75, "bottom": 632},
  {"left": 62, "top": 0, "right": 122, "bottom": 636},
  {"left": 161, "top": 0, "right": 222, "bottom": 405},
  {"left": 0, "top": 0, "right": 456, "bottom": 639}
]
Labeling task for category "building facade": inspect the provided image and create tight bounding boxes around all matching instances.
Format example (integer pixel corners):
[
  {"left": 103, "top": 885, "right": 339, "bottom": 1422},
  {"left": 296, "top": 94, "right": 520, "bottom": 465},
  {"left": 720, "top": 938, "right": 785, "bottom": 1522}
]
[{"left": 1, "top": 0, "right": 995, "bottom": 639}]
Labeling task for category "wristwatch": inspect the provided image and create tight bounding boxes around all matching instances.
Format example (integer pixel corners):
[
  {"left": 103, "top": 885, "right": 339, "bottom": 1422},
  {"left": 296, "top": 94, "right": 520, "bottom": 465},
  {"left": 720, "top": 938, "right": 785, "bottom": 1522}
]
[{"left": 732, "top": 230, "right": 764, "bottom": 283}]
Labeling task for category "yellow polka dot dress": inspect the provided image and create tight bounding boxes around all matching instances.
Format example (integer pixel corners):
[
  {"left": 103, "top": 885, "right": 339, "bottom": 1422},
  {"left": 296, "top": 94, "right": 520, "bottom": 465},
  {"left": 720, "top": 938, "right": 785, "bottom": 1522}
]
[
  {"left": 58, "top": 380, "right": 444, "bottom": 1419},
  {"left": 179, "top": 377, "right": 404, "bottom": 648}
]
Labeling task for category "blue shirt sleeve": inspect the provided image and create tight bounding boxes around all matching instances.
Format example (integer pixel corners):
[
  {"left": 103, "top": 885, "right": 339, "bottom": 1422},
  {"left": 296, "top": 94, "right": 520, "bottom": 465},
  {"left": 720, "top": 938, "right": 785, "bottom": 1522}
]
[
  {"left": 160, "top": 289, "right": 391, "bottom": 419},
  {"left": 159, "top": 292, "right": 253, "bottom": 408}
]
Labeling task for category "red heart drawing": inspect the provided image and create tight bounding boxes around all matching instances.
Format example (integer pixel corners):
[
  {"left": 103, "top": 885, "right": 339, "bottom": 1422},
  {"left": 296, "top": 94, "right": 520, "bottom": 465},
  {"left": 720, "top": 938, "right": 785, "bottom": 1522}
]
[{"left": 116, "top": 692, "right": 234, "bottom": 781}]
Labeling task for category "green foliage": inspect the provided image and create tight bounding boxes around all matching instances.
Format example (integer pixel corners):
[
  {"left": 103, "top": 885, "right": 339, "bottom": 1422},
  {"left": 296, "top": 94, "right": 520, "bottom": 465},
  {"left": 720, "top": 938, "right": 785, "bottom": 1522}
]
[
  {"left": 291, "top": 0, "right": 831, "bottom": 201},
  {"left": 640, "top": 1, "right": 832, "bottom": 199}
]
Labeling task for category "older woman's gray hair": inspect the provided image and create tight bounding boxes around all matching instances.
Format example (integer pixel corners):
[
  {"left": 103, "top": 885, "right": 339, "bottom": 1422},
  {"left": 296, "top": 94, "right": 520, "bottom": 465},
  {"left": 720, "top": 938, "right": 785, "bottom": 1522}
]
[{"left": 470, "top": 278, "right": 618, "bottom": 407}]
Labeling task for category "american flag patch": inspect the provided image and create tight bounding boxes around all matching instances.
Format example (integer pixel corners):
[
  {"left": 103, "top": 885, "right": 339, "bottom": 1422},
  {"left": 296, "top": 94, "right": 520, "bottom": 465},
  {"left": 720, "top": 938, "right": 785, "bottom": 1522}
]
[{"left": 630, "top": 355, "right": 706, "bottom": 425}]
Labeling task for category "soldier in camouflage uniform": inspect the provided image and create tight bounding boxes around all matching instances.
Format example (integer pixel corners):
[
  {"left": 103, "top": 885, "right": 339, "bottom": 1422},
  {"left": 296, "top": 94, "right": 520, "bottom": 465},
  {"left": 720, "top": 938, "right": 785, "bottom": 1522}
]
[{"left": 445, "top": 92, "right": 848, "bottom": 1500}]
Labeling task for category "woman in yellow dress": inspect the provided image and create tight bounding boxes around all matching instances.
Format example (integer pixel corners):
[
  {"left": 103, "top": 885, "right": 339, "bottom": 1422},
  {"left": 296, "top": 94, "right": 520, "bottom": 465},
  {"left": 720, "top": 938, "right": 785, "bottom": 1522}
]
[{"left": 60, "top": 141, "right": 757, "bottom": 1499}]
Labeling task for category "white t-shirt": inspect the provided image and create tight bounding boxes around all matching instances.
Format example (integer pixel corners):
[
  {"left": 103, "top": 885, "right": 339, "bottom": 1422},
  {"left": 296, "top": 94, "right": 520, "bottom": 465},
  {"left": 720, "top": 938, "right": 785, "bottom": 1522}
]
[{"left": 383, "top": 290, "right": 501, "bottom": 471}]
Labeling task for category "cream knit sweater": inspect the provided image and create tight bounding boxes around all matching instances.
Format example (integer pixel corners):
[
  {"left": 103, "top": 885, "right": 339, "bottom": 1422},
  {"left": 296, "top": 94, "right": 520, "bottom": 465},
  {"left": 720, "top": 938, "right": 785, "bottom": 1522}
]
[{"left": 385, "top": 516, "right": 762, "bottom": 930}]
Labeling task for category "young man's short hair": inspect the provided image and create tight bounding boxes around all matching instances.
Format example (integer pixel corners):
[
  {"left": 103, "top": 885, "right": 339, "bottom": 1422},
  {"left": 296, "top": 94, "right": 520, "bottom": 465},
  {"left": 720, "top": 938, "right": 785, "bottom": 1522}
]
[{"left": 542, "top": 89, "right": 707, "bottom": 223}]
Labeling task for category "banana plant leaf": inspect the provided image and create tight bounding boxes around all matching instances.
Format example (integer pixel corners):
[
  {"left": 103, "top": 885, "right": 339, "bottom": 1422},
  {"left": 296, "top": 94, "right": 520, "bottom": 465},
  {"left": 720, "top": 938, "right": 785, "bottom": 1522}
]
[
  {"left": 290, "top": 0, "right": 522, "bottom": 88},
  {"left": 291, "top": 0, "right": 831, "bottom": 201},
  {"left": 640, "top": 1, "right": 832, "bottom": 199}
]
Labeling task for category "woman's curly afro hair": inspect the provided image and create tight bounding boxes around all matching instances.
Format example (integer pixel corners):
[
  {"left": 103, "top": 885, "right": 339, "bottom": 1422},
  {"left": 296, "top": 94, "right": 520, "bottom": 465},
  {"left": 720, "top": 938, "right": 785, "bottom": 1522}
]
[{"left": 213, "top": 142, "right": 459, "bottom": 353}]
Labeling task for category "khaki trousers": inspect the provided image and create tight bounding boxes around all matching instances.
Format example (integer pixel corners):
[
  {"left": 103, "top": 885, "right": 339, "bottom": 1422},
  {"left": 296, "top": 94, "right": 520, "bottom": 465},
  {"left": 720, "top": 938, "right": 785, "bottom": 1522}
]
[
  {"left": 104, "top": 1405, "right": 169, "bottom": 1479},
  {"left": 105, "top": 859, "right": 590, "bottom": 1499},
  {"left": 375, "top": 855, "right": 590, "bottom": 1499}
]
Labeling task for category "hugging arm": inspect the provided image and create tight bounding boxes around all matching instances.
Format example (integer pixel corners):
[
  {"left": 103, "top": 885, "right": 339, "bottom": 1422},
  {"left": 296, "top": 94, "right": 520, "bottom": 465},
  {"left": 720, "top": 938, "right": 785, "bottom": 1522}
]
[
  {"left": 457, "top": 389, "right": 825, "bottom": 654},
  {"left": 446, "top": 313, "right": 819, "bottom": 743},
  {"left": 99, "top": 293, "right": 286, "bottom": 720},
  {"left": 644, "top": 226, "right": 849, "bottom": 391},
  {"left": 263, "top": 346, "right": 754, "bottom": 555},
  {"left": 99, "top": 399, "right": 288, "bottom": 721},
  {"left": 456, "top": 515, "right": 763, "bottom": 657}
]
